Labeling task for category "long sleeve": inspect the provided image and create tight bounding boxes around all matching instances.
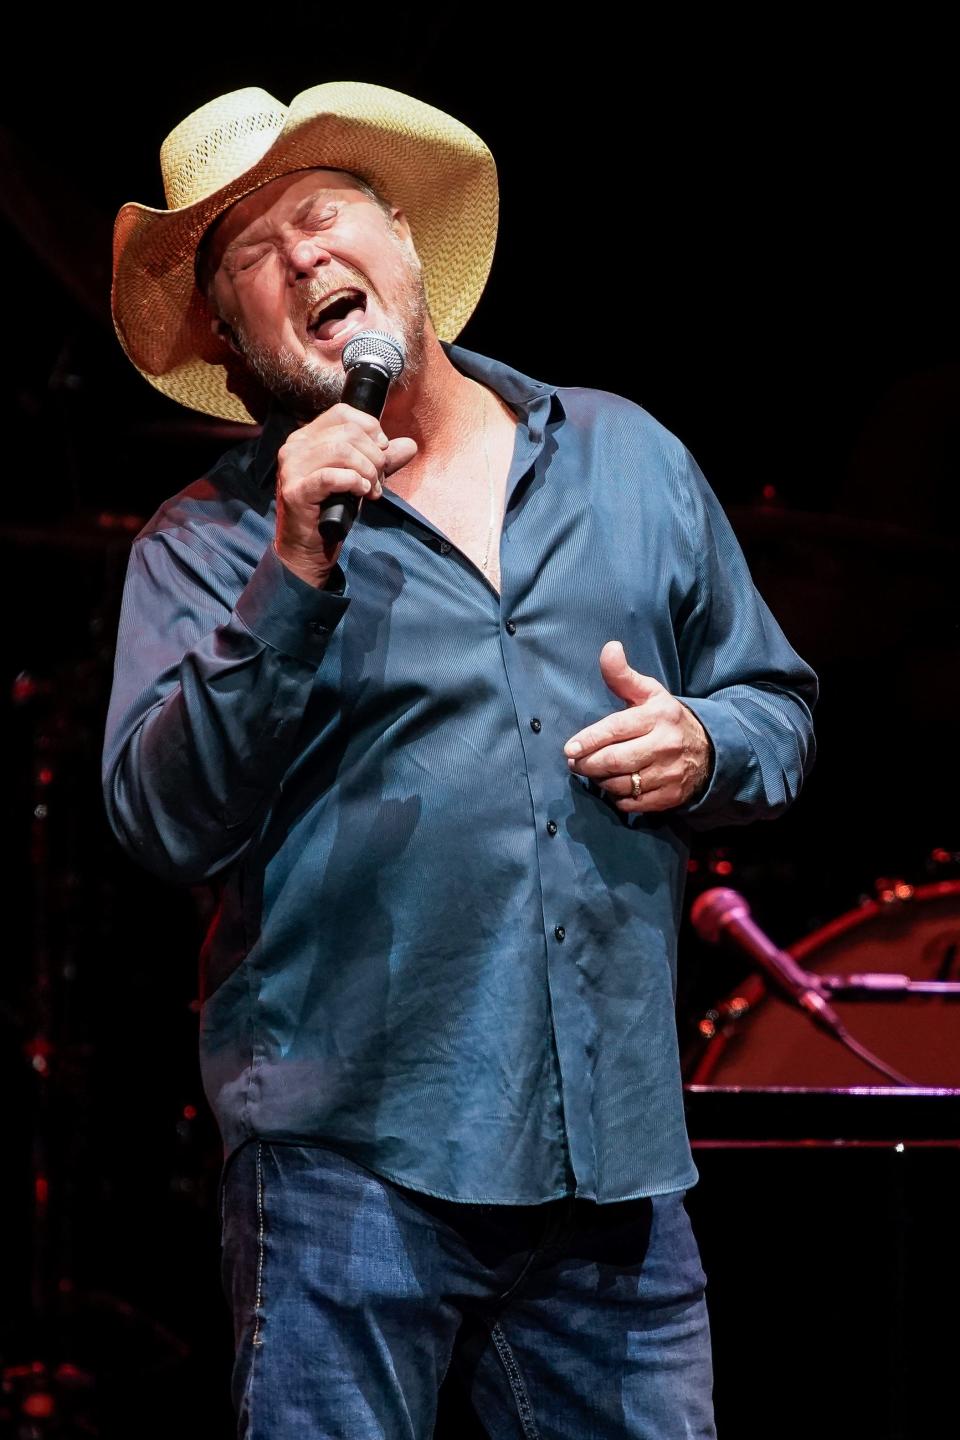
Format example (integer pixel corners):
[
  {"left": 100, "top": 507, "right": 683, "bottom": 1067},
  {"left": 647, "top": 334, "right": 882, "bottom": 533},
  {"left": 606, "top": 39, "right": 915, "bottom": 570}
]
[
  {"left": 102, "top": 527, "right": 349, "bottom": 884},
  {"left": 671, "top": 449, "right": 817, "bottom": 828},
  {"left": 105, "top": 348, "right": 815, "bottom": 1202}
]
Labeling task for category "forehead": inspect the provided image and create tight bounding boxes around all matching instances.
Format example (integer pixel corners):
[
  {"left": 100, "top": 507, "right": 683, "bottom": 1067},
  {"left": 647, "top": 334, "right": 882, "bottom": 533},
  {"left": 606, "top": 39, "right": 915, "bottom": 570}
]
[{"left": 205, "top": 169, "right": 370, "bottom": 261}]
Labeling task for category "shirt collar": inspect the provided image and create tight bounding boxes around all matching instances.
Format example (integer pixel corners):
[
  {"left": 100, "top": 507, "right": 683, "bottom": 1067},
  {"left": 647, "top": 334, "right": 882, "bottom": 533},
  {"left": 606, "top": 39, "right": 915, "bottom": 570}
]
[
  {"left": 240, "top": 341, "right": 564, "bottom": 497},
  {"left": 442, "top": 342, "right": 563, "bottom": 440}
]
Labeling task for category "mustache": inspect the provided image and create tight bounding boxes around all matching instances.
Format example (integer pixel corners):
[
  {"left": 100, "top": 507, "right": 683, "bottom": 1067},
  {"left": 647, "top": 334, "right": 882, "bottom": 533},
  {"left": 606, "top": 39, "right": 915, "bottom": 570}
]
[{"left": 292, "top": 266, "right": 379, "bottom": 323}]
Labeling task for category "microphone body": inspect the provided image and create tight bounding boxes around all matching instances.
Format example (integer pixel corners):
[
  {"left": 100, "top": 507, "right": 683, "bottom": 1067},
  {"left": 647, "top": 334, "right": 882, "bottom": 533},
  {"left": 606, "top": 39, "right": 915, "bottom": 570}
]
[
  {"left": 318, "top": 330, "right": 405, "bottom": 543},
  {"left": 690, "top": 887, "right": 847, "bottom": 1036}
]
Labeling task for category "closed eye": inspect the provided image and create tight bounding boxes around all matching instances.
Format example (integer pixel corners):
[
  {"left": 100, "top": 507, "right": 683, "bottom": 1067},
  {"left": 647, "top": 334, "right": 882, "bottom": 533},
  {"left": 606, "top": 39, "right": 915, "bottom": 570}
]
[
  {"left": 302, "top": 204, "right": 339, "bottom": 231},
  {"left": 227, "top": 244, "right": 271, "bottom": 274}
]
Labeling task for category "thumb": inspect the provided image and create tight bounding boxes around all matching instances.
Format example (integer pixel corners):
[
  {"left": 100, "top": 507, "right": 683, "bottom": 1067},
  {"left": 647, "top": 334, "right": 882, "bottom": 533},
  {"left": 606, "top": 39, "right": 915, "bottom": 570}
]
[
  {"left": 384, "top": 436, "right": 419, "bottom": 476},
  {"left": 599, "top": 640, "right": 662, "bottom": 706}
]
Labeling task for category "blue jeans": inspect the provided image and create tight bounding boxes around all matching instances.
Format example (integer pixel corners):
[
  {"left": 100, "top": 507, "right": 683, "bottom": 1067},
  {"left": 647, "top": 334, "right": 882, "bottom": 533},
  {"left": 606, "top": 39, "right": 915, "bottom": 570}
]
[{"left": 220, "top": 1140, "right": 716, "bottom": 1439}]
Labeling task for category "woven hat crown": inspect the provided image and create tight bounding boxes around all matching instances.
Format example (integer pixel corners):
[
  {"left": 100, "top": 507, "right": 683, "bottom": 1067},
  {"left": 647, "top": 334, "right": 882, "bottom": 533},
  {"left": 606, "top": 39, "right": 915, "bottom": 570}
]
[
  {"left": 111, "top": 81, "right": 499, "bottom": 424},
  {"left": 159, "top": 88, "right": 289, "bottom": 211}
]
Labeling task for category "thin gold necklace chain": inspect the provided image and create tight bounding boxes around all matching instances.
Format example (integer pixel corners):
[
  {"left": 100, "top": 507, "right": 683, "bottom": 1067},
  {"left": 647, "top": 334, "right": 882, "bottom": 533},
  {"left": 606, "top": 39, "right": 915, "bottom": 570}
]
[{"left": 479, "top": 386, "right": 497, "bottom": 577}]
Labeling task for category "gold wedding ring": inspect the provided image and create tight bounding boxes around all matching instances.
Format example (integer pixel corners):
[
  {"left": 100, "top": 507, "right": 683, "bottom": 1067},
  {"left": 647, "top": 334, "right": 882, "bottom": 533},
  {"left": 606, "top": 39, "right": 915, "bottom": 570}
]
[{"left": 630, "top": 772, "right": 643, "bottom": 800}]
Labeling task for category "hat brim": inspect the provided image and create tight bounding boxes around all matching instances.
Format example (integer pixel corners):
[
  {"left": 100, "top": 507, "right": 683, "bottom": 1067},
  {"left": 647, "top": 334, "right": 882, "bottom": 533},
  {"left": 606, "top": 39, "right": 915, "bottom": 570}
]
[{"left": 112, "top": 82, "right": 499, "bottom": 423}]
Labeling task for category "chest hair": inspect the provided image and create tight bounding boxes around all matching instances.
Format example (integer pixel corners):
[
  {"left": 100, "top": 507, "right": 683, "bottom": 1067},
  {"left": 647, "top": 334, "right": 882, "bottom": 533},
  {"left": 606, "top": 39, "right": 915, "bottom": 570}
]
[{"left": 388, "top": 391, "right": 518, "bottom": 595}]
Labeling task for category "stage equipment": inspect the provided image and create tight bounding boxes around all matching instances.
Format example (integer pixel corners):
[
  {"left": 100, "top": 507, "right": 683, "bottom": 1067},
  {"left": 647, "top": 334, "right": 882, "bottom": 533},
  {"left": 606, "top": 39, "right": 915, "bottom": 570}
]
[{"left": 685, "top": 879, "right": 960, "bottom": 1091}]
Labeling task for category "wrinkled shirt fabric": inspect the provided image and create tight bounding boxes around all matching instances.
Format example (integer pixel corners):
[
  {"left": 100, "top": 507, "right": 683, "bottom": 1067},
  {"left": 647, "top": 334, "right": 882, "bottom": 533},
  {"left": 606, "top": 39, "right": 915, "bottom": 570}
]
[{"left": 103, "top": 343, "right": 816, "bottom": 1204}]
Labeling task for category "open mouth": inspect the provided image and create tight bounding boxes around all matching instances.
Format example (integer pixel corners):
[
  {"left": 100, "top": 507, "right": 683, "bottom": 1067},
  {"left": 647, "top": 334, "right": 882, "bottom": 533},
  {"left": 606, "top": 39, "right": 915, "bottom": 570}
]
[{"left": 306, "top": 288, "right": 368, "bottom": 345}]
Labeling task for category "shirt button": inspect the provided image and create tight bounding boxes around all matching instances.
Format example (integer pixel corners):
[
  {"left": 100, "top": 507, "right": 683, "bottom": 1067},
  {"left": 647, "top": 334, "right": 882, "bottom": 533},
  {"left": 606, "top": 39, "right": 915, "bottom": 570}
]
[
  {"left": 546, "top": 820, "right": 558, "bottom": 837},
  {"left": 530, "top": 718, "right": 542, "bottom": 733},
  {"left": 505, "top": 620, "right": 517, "bottom": 635},
  {"left": 307, "top": 620, "right": 329, "bottom": 636},
  {"left": 554, "top": 925, "right": 566, "bottom": 943},
  {"left": 438, "top": 539, "right": 452, "bottom": 555}
]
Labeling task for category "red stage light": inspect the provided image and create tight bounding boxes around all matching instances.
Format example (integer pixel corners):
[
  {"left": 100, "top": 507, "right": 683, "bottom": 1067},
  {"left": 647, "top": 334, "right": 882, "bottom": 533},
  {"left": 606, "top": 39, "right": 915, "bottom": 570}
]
[{"left": 23, "top": 1394, "right": 56, "bottom": 1420}]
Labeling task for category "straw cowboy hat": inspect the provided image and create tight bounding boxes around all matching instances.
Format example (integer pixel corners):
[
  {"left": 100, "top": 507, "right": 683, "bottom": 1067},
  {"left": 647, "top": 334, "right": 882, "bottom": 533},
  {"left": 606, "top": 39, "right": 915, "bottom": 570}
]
[{"left": 111, "top": 81, "right": 499, "bottom": 424}]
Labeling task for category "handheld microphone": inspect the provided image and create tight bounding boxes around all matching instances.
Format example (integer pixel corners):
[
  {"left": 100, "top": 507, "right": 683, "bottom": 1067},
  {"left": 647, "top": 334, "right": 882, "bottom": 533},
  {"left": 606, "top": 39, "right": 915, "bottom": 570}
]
[
  {"left": 318, "top": 330, "right": 405, "bottom": 543},
  {"left": 690, "top": 886, "right": 847, "bottom": 1037}
]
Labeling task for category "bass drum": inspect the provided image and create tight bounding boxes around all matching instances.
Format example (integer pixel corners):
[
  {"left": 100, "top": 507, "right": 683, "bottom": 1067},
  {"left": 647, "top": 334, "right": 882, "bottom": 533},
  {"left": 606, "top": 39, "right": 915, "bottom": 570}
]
[{"left": 686, "top": 881, "right": 960, "bottom": 1088}]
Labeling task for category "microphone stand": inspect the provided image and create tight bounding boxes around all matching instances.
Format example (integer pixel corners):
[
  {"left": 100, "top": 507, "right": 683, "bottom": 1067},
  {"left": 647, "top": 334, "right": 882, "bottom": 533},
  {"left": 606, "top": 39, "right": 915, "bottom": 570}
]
[
  {"left": 690, "top": 887, "right": 919, "bottom": 1087},
  {"left": 817, "top": 975, "right": 960, "bottom": 997}
]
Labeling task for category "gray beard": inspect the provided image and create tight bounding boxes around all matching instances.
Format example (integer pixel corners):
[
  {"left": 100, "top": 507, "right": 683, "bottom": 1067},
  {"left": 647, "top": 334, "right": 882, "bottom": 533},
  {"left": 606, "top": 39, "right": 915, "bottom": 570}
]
[{"left": 234, "top": 266, "right": 429, "bottom": 419}]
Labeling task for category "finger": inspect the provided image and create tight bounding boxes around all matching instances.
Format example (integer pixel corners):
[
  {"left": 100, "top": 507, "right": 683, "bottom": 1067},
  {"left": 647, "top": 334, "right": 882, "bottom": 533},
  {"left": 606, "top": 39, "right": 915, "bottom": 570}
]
[
  {"left": 283, "top": 420, "right": 388, "bottom": 476},
  {"left": 277, "top": 469, "right": 374, "bottom": 551},
  {"left": 597, "top": 766, "right": 665, "bottom": 799},
  {"left": 568, "top": 735, "right": 659, "bottom": 779},
  {"left": 323, "top": 440, "right": 384, "bottom": 486},
  {"left": 384, "top": 436, "right": 419, "bottom": 475},
  {"left": 598, "top": 641, "right": 664, "bottom": 708},
  {"left": 295, "top": 467, "right": 376, "bottom": 503},
  {"left": 281, "top": 437, "right": 383, "bottom": 490},
  {"left": 338, "top": 436, "right": 389, "bottom": 480},
  {"left": 320, "top": 403, "right": 390, "bottom": 440},
  {"left": 613, "top": 780, "right": 684, "bottom": 814},
  {"left": 564, "top": 707, "right": 657, "bottom": 760}
]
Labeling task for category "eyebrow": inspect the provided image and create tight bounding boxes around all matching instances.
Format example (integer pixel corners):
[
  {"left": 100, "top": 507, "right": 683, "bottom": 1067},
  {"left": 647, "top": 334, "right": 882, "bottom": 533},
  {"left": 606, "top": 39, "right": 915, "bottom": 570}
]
[{"left": 223, "top": 191, "right": 343, "bottom": 254}]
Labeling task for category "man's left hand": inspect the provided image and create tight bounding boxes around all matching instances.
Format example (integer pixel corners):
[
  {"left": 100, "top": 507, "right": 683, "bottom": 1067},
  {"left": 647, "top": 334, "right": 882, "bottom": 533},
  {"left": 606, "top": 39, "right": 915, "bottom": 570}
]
[{"left": 563, "top": 642, "right": 713, "bottom": 813}]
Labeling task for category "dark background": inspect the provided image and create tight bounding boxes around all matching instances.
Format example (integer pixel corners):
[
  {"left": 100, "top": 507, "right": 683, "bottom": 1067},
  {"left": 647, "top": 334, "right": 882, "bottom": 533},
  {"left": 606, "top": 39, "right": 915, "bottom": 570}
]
[{"left": 2, "top": 22, "right": 958, "bottom": 1438}]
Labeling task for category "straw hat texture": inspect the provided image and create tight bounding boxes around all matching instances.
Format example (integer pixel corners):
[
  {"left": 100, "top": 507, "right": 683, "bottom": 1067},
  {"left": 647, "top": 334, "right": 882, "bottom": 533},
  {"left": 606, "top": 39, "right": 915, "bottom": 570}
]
[{"left": 112, "top": 81, "right": 499, "bottom": 423}]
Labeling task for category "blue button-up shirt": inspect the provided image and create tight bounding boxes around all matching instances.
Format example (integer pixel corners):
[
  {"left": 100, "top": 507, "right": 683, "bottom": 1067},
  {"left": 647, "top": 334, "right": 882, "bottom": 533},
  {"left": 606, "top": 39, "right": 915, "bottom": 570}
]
[{"left": 103, "top": 343, "right": 816, "bottom": 1204}]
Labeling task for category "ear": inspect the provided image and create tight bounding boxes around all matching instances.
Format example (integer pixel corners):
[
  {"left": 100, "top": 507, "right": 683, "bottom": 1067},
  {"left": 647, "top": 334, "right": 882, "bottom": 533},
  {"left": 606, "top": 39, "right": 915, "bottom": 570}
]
[
  {"left": 392, "top": 211, "right": 422, "bottom": 271},
  {"left": 210, "top": 316, "right": 242, "bottom": 355},
  {"left": 391, "top": 207, "right": 414, "bottom": 245}
]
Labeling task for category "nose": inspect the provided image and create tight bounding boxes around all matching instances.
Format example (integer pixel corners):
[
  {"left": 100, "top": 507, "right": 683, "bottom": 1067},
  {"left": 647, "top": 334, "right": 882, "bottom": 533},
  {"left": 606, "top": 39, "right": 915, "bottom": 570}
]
[{"left": 285, "top": 235, "right": 331, "bottom": 284}]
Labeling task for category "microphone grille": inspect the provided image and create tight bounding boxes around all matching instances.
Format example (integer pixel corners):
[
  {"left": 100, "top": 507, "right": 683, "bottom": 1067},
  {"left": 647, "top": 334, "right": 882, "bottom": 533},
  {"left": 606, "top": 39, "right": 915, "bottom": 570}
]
[{"left": 342, "top": 330, "right": 405, "bottom": 380}]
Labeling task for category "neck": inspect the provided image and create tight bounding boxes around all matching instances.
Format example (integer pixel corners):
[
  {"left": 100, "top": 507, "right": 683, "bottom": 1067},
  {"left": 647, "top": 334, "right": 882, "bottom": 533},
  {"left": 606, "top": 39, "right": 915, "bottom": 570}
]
[{"left": 379, "top": 332, "right": 481, "bottom": 458}]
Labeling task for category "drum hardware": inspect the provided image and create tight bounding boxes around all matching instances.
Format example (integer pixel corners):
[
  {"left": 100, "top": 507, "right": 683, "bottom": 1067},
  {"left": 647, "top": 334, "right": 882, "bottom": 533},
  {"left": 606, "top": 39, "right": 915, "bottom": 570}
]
[
  {"left": 818, "top": 973, "right": 960, "bottom": 997},
  {"left": 685, "top": 877, "right": 960, "bottom": 1092},
  {"left": 690, "top": 887, "right": 917, "bottom": 1086}
]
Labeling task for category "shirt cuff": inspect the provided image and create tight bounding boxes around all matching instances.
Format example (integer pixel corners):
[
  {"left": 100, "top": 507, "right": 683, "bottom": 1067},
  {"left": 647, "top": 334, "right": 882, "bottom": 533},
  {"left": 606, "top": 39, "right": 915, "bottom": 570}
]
[
  {"left": 673, "top": 695, "right": 756, "bottom": 820},
  {"left": 233, "top": 543, "right": 350, "bottom": 664}
]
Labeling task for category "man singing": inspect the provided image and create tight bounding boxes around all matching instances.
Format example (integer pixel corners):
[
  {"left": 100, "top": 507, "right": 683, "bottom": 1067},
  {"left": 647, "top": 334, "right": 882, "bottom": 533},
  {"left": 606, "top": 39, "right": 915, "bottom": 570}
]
[{"left": 103, "top": 80, "right": 816, "bottom": 1438}]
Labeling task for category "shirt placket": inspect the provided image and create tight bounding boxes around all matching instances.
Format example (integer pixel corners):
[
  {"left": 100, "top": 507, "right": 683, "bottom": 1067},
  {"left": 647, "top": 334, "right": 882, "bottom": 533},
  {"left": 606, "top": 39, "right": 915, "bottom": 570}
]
[
  {"left": 492, "top": 421, "right": 599, "bottom": 1197},
  {"left": 354, "top": 387, "right": 598, "bottom": 1196}
]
